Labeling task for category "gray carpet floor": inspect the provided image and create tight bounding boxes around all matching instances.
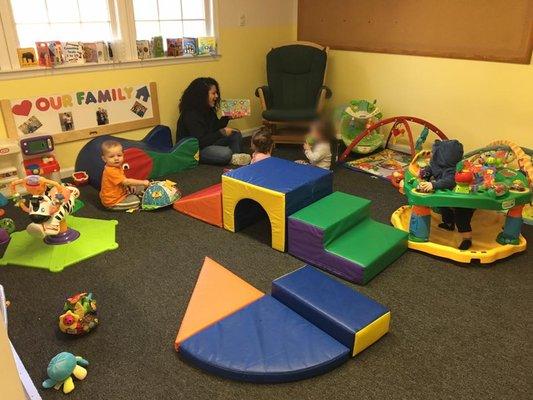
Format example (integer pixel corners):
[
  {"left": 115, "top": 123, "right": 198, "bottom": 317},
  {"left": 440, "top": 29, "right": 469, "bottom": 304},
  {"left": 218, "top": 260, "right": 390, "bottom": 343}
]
[{"left": 1, "top": 144, "right": 531, "bottom": 400}]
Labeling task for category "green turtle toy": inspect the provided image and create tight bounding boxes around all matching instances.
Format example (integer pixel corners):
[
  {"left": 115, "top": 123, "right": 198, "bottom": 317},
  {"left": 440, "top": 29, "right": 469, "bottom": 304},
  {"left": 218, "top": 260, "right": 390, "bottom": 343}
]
[{"left": 42, "top": 352, "right": 89, "bottom": 394}]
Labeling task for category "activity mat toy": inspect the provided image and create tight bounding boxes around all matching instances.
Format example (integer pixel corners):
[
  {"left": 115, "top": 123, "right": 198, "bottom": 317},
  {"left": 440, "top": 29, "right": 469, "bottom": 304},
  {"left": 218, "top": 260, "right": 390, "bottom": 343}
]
[
  {"left": 336, "top": 99, "right": 383, "bottom": 154},
  {"left": 288, "top": 192, "right": 408, "bottom": 284},
  {"left": 222, "top": 157, "right": 333, "bottom": 251},
  {"left": 391, "top": 140, "right": 532, "bottom": 263},
  {"left": 75, "top": 125, "right": 199, "bottom": 189},
  {"left": 176, "top": 258, "right": 390, "bottom": 383},
  {"left": 340, "top": 116, "right": 448, "bottom": 180}
]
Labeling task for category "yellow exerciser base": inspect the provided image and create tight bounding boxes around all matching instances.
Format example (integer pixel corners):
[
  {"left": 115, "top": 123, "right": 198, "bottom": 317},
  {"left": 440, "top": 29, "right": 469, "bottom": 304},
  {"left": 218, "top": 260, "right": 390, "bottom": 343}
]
[{"left": 391, "top": 206, "right": 527, "bottom": 264}]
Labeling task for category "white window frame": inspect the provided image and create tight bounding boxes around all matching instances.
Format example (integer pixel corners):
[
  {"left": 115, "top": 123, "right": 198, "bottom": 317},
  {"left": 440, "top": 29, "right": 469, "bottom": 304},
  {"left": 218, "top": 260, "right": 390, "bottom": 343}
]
[{"left": 0, "top": 0, "right": 219, "bottom": 80}]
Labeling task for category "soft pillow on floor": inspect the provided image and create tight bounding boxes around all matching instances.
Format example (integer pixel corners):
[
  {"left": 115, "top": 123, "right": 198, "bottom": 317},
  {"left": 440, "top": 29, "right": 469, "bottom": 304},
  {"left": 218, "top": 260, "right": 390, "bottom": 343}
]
[{"left": 141, "top": 180, "right": 181, "bottom": 210}]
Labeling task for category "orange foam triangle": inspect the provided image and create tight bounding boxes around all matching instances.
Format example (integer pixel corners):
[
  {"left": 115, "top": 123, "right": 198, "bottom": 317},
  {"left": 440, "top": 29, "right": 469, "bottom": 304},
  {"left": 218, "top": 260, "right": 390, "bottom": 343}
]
[
  {"left": 175, "top": 257, "right": 264, "bottom": 350},
  {"left": 173, "top": 183, "right": 223, "bottom": 227}
]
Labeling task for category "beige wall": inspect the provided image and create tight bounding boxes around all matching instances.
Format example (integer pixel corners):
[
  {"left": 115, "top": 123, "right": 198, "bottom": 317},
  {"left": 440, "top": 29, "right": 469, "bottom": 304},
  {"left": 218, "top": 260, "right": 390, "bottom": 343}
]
[
  {"left": 0, "top": 0, "right": 297, "bottom": 168},
  {"left": 325, "top": 50, "right": 533, "bottom": 151}
]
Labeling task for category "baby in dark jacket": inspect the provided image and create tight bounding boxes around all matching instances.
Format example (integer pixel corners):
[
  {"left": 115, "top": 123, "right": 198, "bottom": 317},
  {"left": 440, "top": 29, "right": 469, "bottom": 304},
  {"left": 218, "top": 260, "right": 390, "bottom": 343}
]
[{"left": 419, "top": 140, "right": 474, "bottom": 250}]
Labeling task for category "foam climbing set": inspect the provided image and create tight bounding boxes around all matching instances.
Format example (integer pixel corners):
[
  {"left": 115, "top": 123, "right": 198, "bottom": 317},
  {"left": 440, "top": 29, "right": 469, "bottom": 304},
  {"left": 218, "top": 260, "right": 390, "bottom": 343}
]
[
  {"left": 222, "top": 157, "right": 333, "bottom": 251},
  {"left": 288, "top": 192, "right": 408, "bottom": 284},
  {"left": 75, "top": 125, "right": 199, "bottom": 189},
  {"left": 176, "top": 257, "right": 391, "bottom": 383}
]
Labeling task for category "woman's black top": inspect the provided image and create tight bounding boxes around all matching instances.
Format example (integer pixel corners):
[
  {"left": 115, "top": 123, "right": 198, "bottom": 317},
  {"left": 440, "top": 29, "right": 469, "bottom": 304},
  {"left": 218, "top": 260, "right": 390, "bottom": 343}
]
[{"left": 176, "top": 108, "right": 230, "bottom": 148}]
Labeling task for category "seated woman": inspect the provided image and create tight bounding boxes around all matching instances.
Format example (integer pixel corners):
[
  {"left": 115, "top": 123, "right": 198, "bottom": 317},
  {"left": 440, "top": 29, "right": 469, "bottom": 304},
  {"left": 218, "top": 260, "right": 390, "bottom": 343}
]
[{"left": 176, "top": 77, "right": 250, "bottom": 166}]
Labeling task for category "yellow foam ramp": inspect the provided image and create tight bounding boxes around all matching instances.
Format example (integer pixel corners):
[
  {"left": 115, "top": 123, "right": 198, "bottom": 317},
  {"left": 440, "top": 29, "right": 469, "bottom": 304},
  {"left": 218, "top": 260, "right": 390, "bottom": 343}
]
[{"left": 175, "top": 257, "right": 264, "bottom": 350}]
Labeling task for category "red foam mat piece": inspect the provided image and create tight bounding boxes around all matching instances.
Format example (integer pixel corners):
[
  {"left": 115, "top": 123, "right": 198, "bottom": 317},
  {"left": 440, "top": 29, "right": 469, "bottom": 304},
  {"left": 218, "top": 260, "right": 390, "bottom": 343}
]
[{"left": 173, "top": 183, "right": 223, "bottom": 227}]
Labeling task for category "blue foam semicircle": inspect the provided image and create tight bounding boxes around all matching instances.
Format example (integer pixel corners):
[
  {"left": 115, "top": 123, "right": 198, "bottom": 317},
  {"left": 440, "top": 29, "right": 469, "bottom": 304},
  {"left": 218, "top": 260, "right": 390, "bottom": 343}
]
[{"left": 179, "top": 295, "right": 350, "bottom": 383}]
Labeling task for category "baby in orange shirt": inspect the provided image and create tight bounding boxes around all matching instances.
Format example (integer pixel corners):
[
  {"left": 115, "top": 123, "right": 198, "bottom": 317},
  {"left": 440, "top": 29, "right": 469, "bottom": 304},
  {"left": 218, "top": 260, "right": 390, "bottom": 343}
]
[{"left": 99, "top": 140, "right": 149, "bottom": 210}]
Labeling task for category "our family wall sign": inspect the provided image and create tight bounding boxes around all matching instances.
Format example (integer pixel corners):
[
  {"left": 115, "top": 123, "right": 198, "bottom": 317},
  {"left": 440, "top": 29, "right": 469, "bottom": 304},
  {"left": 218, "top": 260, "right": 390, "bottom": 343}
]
[{"left": 0, "top": 82, "right": 160, "bottom": 144}]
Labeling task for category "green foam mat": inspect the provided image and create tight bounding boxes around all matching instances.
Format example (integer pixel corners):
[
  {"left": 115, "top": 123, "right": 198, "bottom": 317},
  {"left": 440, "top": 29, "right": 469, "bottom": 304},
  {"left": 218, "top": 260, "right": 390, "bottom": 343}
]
[
  {"left": 289, "top": 192, "right": 371, "bottom": 245},
  {"left": 0, "top": 216, "right": 118, "bottom": 272},
  {"left": 327, "top": 219, "right": 407, "bottom": 283}
]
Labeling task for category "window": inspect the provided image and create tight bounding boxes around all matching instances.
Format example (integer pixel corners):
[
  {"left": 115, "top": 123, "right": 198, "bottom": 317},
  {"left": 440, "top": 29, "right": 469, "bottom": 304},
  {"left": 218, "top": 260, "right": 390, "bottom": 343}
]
[
  {"left": 133, "top": 0, "right": 210, "bottom": 43},
  {"left": 10, "top": 0, "right": 113, "bottom": 47},
  {"left": 0, "top": 0, "right": 216, "bottom": 74}
]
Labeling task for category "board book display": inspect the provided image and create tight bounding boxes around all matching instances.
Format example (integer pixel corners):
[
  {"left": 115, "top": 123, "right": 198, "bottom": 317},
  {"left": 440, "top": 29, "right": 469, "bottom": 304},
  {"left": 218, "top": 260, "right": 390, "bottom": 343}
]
[
  {"left": 1, "top": 82, "right": 160, "bottom": 144},
  {"left": 16, "top": 48, "right": 38, "bottom": 68},
  {"left": 220, "top": 99, "right": 251, "bottom": 117},
  {"left": 166, "top": 38, "right": 183, "bottom": 56},
  {"left": 197, "top": 37, "right": 217, "bottom": 55}
]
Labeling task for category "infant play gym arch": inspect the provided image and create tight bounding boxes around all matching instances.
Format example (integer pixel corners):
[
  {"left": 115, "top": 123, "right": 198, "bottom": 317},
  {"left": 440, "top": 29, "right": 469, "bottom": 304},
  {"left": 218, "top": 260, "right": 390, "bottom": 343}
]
[{"left": 339, "top": 116, "right": 448, "bottom": 163}]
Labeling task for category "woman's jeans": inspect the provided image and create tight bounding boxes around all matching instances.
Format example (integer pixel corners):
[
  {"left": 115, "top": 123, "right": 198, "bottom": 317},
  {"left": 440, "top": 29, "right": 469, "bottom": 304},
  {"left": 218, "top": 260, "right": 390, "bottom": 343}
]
[{"left": 200, "top": 131, "right": 243, "bottom": 165}]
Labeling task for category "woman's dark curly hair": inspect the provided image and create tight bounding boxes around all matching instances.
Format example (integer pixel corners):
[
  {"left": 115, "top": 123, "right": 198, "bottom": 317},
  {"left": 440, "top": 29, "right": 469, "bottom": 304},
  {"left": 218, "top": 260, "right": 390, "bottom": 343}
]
[{"left": 179, "top": 77, "right": 221, "bottom": 113}]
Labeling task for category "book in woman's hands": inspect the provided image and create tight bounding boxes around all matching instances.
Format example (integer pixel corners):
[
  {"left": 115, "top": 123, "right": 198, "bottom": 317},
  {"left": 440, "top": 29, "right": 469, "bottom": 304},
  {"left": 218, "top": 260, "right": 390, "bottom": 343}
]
[{"left": 220, "top": 99, "right": 251, "bottom": 118}]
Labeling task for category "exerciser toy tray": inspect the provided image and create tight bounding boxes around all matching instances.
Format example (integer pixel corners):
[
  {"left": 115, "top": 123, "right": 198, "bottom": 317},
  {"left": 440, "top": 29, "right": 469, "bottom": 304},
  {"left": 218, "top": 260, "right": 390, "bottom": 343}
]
[
  {"left": 404, "top": 149, "right": 531, "bottom": 211},
  {"left": 392, "top": 140, "right": 532, "bottom": 263}
]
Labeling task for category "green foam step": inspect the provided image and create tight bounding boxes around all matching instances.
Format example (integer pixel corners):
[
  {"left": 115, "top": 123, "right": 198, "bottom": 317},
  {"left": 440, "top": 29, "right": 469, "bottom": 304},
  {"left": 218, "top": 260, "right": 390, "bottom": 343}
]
[
  {"left": 326, "top": 218, "right": 408, "bottom": 283},
  {"left": 290, "top": 192, "right": 371, "bottom": 246}
]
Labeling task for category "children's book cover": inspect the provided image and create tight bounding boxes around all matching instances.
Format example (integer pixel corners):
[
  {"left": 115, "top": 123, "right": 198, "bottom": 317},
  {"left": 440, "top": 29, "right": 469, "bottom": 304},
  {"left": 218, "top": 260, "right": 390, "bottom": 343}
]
[
  {"left": 63, "top": 42, "right": 85, "bottom": 64},
  {"left": 35, "top": 42, "right": 52, "bottom": 67},
  {"left": 182, "top": 37, "right": 197, "bottom": 56},
  {"left": 17, "top": 48, "right": 38, "bottom": 68},
  {"left": 95, "top": 41, "right": 110, "bottom": 63},
  {"left": 136, "top": 40, "right": 152, "bottom": 59},
  {"left": 166, "top": 38, "right": 183, "bottom": 56},
  {"left": 83, "top": 43, "right": 98, "bottom": 63},
  {"left": 151, "top": 36, "right": 164, "bottom": 57},
  {"left": 48, "top": 41, "right": 63, "bottom": 65},
  {"left": 220, "top": 99, "right": 251, "bottom": 117},
  {"left": 197, "top": 37, "right": 217, "bottom": 56},
  {"left": 106, "top": 42, "right": 114, "bottom": 60}
]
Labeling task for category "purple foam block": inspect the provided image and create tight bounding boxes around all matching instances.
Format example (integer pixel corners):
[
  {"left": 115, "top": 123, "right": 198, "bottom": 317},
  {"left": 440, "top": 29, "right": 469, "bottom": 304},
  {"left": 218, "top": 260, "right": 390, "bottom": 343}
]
[{"left": 288, "top": 218, "right": 364, "bottom": 284}]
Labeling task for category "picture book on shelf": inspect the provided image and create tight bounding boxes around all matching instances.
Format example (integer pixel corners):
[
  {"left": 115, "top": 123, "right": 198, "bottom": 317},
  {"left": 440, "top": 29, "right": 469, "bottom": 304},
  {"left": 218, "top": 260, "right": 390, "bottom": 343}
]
[
  {"left": 182, "top": 37, "right": 197, "bottom": 55},
  {"left": 63, "top": 42, "right": 85, "bottom": 64},
  {"left": 16, "top": 48, "right": 38, "bottom": 68},
  {"left": 151, "top": 36, "right": 164, "bottom": 57},
  {"left": 197, "top": 37, "right": 217, "bottom": 56},
  {"left": 166, "top": 38, "right": 183, "bottom": 56},
  {"left": 35, "top": 42, "right": 52, "bottom": 67},
  {"left": 136, "top": 40, "right": 152, "bottom": 59},
  {"left": 83, "top": 43, "right": 98, "bottom": 63},
  {"left": 48, "top": 41, "right": 64, "bottom": 65},
  {"left": 95, "top": 41, "right": 110, "bottom": 63},
  {"left": 220, "top": 99, "right": 251, "bottom": 117}
]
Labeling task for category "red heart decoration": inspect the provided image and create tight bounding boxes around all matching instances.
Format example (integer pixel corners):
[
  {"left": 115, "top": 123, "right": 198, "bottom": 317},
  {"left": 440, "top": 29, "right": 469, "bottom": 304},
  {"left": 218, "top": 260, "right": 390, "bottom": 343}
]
[{"left": 12, "top": 100, "right": 32, "bottom": 116}]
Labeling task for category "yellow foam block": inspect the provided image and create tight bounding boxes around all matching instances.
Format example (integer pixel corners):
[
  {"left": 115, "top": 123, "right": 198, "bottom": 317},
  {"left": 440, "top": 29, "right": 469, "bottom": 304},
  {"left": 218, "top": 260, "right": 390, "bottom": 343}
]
[
  {"left": 391, "top": 206, "right": 527, "bottom": 263},
  {"left": 353, "top": 311, "right": 391, "bottom": 356},
  {"left": 222, "top": 175, "right": 286, "bottom": 251}
]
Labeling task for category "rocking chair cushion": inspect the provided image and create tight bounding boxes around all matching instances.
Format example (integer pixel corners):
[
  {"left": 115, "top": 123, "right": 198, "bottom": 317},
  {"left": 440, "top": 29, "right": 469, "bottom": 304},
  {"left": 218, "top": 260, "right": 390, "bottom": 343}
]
[{"left": 262, "top": 108, "right": 318, "bottom": 122}]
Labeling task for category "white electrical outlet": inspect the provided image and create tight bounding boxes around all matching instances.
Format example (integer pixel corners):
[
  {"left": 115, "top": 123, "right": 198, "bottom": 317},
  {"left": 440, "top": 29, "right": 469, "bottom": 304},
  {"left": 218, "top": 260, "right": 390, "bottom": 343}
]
[{"left": 239, "top": 13, "right": 246, "bottom": 26}]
